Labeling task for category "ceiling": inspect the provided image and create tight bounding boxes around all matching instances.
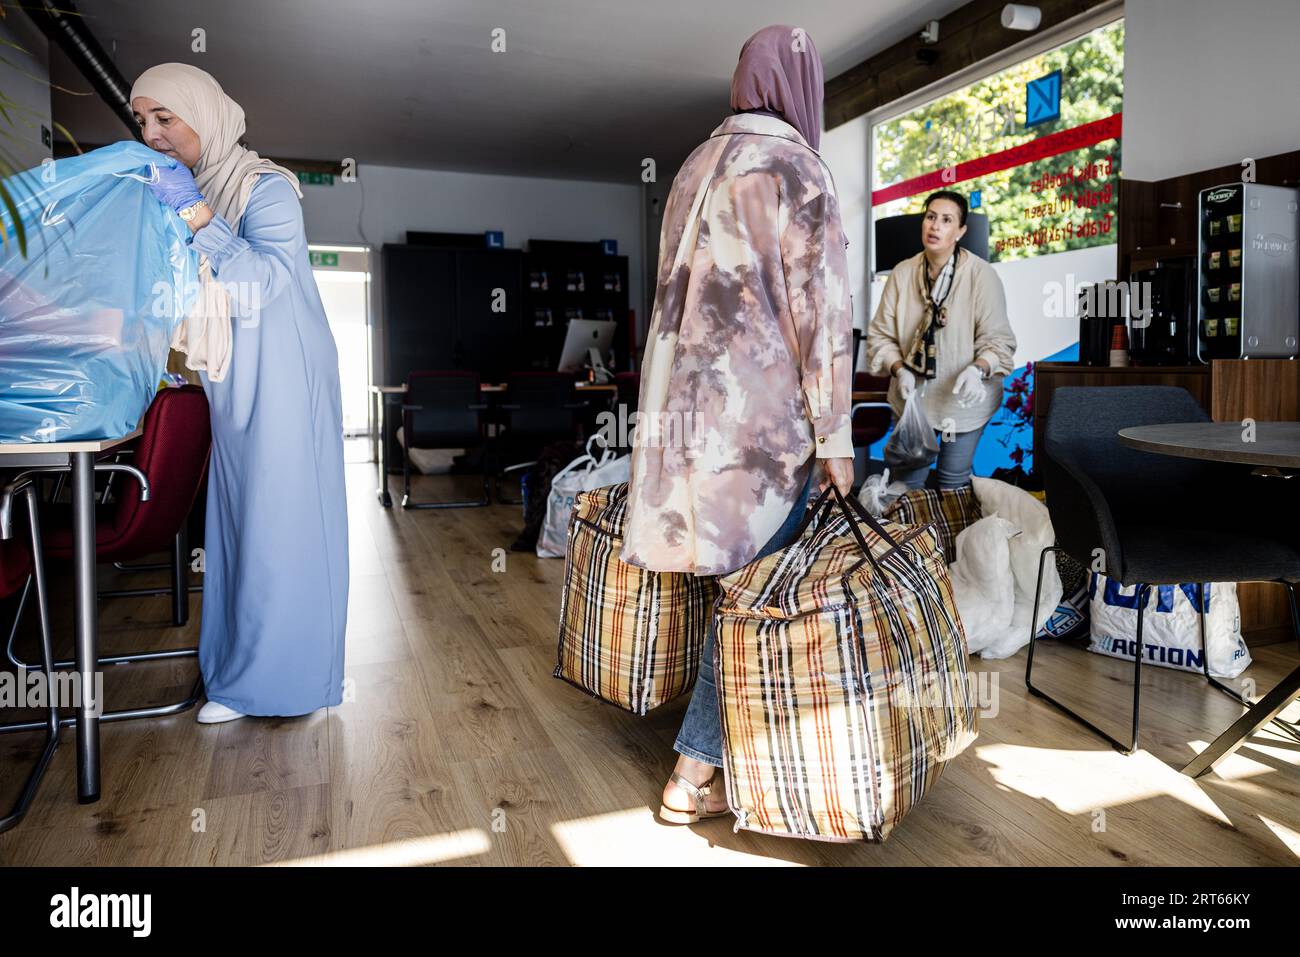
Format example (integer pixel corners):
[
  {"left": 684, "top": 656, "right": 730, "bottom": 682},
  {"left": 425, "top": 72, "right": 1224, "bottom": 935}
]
[{"left": 50, "top": 0, "right": 963, "bottom": 182}]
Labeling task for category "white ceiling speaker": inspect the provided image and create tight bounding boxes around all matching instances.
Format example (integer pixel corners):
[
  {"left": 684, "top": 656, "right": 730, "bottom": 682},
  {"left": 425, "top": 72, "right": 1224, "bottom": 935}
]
[{"left": 1001, "top": 4, "right": 1042, "bottom": 30}]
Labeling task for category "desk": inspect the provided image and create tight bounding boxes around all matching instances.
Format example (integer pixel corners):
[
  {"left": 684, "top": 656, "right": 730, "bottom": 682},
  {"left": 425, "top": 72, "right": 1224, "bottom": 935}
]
[
  {"left": 370, "top": 382, "right": 619, "bottom": 507},
  {"left": 1119, "top": 421, "right": 1300, "bottom": 777},
  {"left": 0, "top": 430, "right": 139, "bottom": 804}
]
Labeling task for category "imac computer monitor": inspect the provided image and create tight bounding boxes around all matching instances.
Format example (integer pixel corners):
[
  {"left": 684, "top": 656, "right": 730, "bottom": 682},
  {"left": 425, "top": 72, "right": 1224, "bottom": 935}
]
[{"left": 557, "top": 318, "right": 616, "bottom": 374}]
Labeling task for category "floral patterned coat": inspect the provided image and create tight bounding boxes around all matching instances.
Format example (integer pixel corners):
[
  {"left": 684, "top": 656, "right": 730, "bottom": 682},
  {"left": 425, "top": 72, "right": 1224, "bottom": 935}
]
[{"left": 621, "top": 112, "right": 854, "bottom": 576}]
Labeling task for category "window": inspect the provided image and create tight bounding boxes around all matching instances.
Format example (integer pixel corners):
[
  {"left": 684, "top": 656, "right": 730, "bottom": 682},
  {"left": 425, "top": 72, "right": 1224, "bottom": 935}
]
[{"left": 871, "top": 18, "right": 1124, "bottom": 263}]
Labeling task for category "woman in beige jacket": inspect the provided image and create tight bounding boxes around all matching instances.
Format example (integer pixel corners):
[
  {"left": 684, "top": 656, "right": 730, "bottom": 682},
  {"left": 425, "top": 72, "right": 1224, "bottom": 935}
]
[{"left": 866, "top": 190, "right": 1017, "bottom": 489}]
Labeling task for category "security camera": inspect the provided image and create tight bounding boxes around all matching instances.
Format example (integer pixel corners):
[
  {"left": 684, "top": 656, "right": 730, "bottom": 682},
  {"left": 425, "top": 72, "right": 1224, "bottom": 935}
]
[
  {"left": 919, "top": 20, "right": 940, "bottom": 44},
  {"left": 1001, "top": 4, "right": 1042, "bottom": 31}
]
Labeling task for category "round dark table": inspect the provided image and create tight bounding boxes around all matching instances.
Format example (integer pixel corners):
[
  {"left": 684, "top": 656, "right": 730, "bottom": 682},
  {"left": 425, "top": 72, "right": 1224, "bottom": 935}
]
[{"left": 1117, "top": 421, "right": 1300, "bottom": 469}]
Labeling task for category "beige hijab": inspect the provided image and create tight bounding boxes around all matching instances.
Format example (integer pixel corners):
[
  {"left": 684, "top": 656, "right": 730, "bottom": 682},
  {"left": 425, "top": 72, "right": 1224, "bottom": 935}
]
[{"left": 131, "top": 62, "right": 301, "bottom": 227}]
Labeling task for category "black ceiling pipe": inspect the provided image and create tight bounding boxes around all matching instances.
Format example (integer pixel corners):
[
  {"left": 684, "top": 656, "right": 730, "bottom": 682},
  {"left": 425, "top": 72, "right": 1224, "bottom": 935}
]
[{"left": 25, "top": 0, "right": 141, "bottom": 142}]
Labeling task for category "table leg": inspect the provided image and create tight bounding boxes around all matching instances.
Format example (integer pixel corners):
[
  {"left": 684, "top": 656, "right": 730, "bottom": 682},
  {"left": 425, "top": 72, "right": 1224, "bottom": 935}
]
[
  {"left": 70, "top": 450, "right": 100, "bottom": 803},
  {"left": 1182, "top": 664, "right": 1300, "bottom": 777},
  {"left": 377, "top": 394, "right": 392, "bottom": 508}
]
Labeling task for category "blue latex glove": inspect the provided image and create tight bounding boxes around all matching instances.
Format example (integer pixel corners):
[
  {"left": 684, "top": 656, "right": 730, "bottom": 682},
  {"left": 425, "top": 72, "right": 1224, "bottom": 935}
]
[{"left": 147, "top": 160, "right": 204, "bottom": 213}]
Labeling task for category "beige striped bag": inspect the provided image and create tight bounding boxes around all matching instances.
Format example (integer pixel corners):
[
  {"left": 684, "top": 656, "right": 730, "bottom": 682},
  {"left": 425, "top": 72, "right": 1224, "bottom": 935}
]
[
  {"left": 715, "top": 486, "right": 978, "bottom": 842},
  {"left": 554, "top": 482, "right": 718, "bottom": 714}
]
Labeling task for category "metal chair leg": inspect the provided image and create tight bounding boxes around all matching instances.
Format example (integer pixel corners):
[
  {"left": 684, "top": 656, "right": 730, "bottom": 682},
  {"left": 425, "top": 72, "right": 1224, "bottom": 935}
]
[
  {"left": 1183, "top": 580, "right": 1300, "bottom": 776},
  {"left": 0, "top": 484, "right": 60, "bottom": 834},
  {"left": 400, "top": 439, "right": 492, "bottom": 510},
  {"left": 1196, "top": 582, "right": 1250, "bottom": 706},
  {"left": 1026, "top": 545, "right": 1146, "bottom": 754}
]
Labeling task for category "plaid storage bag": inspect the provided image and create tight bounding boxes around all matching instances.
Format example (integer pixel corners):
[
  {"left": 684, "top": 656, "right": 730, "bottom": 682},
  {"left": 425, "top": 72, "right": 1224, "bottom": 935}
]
[
  {"left": 715, "top": 486, "right": 978, "bottom": 842},
  {"left": 554, "top": 481, "right": 718, "bottom": 714}
]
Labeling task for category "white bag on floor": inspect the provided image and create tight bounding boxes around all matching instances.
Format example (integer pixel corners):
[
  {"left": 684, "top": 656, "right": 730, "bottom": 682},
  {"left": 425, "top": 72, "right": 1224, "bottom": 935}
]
[
  {"left": 1087, "top": 572, "right": 1251, "bottom": 678},
  {"left": 971, "top": 477, "right": 1062, "bottom": 642},
  {"left": 537, "top": 436, "right": 630, "bottom": 558},
  {"left": 950, "top": 515, "right": 1020, "bottom": 658}
]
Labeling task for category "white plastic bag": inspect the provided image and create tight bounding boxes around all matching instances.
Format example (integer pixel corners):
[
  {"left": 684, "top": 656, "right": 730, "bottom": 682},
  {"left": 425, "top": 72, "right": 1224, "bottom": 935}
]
[
  {"left": 1087, "top": 572, "right": 1250, "bottom": 678},
  {"left": 971, "top": 477, "right": 1063, "bottom": 641},
  {"left": 537, "top": 436, "right": 630, "bottom": 558},
  {"left": 949, "top": 516, "right": 1020, "bottom": 658},
  {"left": 883, "top": 387, "right": 939, "bottom": 473},
  {"left": 857, "top": 467, "right": 910, "bottom": 518}
]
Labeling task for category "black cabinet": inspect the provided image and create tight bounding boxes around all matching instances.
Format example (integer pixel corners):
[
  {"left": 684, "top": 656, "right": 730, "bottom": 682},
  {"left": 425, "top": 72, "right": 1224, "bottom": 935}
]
[
  {"left": 381, "top": 243, "right": 523, "bottom": 385},
  {"left": 523, "top": 241, "right": 630, "bottom": 372}
]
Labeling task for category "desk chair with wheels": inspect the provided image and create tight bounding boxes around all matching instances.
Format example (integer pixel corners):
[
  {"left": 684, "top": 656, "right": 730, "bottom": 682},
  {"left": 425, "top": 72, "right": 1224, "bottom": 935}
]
[
  {"left": 1025, "top": 386, "right": 1300, "bottom": 770},
  {"left": 400, "top": 370, "right": 490, "bottom": 509}
]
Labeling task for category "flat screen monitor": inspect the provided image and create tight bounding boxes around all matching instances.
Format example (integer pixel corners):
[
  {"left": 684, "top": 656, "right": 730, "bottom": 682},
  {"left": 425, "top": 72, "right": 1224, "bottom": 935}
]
[{"left": 557, "top": 319, "right": 616, "bottom": 373}]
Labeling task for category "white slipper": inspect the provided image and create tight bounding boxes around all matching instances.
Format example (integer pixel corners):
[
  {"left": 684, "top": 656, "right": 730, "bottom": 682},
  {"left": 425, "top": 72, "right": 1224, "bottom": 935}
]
[{"left": 197, "top": 701, "right": 246, "bottom": 724}]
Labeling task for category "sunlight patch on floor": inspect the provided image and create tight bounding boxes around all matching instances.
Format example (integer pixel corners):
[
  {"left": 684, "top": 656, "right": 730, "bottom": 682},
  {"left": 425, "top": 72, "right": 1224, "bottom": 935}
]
[
  {"left": 274, "top": 829, "right": 492, "bottom": 866},
  {"left": 551, "top": 808, "right": 801, "bottom": 867},
  {"left": 974, "top": 743, "right": 1231, "bottom": 823}
]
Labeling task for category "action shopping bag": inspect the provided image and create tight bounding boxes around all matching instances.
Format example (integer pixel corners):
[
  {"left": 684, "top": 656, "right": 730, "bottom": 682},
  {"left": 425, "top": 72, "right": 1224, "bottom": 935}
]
[
  {"left": 1087, "top": 572, "right": 1250, "bottom": 678},
  {"left": 554, "top": 481, "right": 718, "bottom": 714},
  {"left": 0, "top": 142, "right": 198, "bottom": 442},
  {"left": 715, "top": 487, "right": 978, "bottom": 842}
]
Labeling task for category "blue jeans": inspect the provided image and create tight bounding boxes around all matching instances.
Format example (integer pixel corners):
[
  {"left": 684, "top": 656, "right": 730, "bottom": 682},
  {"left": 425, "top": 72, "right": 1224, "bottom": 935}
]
[
  {"left": 891, "top": 423, "right": 986, "bottom": 491},
  {"left": 673, "top": 466, "right": 817, "bottom": 767}
]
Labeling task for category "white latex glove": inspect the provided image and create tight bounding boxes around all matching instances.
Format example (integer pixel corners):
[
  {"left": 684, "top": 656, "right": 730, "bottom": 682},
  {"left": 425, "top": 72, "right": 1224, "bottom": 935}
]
[
  {"left": 895, "top": 366, "right": 916, "bottom": 401},
  {"left": 953, "top": 364, "right": 986, "bottom": 406}
]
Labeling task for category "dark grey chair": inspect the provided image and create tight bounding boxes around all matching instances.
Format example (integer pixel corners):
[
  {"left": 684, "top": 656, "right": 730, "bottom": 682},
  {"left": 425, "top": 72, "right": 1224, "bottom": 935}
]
[
  {"left": 401, "top": 371, "right": 491, "bottom": 509},
  {"left": 1025, "top": 386, "right": 1300, "bottom": 773}
]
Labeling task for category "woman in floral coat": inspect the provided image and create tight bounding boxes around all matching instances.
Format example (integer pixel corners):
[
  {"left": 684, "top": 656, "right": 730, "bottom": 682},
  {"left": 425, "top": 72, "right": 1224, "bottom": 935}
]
[{"left": 619, "top": 25, "right": 855, "bottom": 823}]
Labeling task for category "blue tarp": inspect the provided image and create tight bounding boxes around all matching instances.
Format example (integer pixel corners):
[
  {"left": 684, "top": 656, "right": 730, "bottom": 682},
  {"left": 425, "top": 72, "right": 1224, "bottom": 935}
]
[{"left": 0, "top": 142, "right": 197, "bottom": 443}]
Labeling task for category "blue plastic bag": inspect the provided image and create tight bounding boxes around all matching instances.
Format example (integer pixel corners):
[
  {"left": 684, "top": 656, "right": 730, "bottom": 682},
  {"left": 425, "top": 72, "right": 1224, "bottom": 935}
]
[{"left": 0, "top": 142, "right": 198, "bottom": 443}]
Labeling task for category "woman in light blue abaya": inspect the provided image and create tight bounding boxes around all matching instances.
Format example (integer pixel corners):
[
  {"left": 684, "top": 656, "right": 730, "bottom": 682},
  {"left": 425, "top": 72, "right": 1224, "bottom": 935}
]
[{"left": 130, "top": 63, "right": 348, "bottom": 723}]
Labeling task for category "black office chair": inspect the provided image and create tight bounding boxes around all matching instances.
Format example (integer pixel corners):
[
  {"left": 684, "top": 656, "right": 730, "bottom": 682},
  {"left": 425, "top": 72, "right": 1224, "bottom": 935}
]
[
  {"left": 493, "top": 372, "right": 587, "bottom": 504},
  {"left": 401, "top": 370, "right": 491, "bottom": 509},
  {"left": 1025, "top": 385, "right": 1300, "bottom": 770}
]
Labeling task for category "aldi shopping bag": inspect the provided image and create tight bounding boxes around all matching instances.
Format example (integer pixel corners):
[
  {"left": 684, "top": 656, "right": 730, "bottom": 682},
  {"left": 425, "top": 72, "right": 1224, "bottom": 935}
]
[
  {"left": 1087, "top": 572, "right": 1250, "bottom": 678},
  {"left": 715, "top": 487, "right": 978, "bottom": 842},
  {"left": 0, "top": 142, "right": 198, "bottom": 442},
  {"left": 554, "top": 481, "right": 718, "bottom": 714},
  {"left": 537, "top": 435, "right": 630, "bottom": 557}
]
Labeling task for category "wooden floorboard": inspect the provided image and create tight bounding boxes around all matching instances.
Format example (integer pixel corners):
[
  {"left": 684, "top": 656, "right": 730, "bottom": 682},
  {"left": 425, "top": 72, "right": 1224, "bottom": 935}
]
[{"left": 1, "top": 461, "right": 1298, "bottom": 866}]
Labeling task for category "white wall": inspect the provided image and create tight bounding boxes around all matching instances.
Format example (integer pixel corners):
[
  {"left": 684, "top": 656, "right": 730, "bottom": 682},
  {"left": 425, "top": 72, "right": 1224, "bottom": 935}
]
[
  {"left": 299, "top": 163, "right": 643, "bottom": 381},
  {"left": 1125, "top": 0, "right": 1300, "bottom": 181},
  {"left": 821, "top": 114, "right": 873, "bottom": 332}
]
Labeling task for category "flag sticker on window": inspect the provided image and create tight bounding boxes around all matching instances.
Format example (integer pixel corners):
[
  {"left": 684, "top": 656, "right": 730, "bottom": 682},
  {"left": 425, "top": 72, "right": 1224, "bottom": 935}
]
[{"left": 1025, "top": 70, "right": 1062, "bottom": 128}]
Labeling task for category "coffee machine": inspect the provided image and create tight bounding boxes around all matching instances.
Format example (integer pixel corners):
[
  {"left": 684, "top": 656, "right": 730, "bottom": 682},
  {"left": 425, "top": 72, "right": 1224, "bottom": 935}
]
[{"left": 1128, "top": 257, "right": 1198, "bottom": 365}]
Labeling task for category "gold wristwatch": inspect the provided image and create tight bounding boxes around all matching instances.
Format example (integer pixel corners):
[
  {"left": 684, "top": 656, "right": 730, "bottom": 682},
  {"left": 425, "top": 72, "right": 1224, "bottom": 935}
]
[{"left": 178, "top": 199, "right": 208, "bottom": 222}]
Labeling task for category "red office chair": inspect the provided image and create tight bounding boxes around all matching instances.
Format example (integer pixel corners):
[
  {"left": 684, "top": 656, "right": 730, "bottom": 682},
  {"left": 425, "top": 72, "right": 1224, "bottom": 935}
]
[
  {"left": 0, "top": 474, "right": 57, "bottom": 834},
  {"left": 852, "top": 371, "right": 894, "bottom": 450},
  {"left": 5, "top": 385, "right": 211, "bottom": 723}
]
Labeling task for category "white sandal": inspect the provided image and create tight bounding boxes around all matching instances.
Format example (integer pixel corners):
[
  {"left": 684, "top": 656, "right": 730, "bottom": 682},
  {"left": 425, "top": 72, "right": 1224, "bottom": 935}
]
[{"left": 658, "top": 770, "right": 731, "bottom": 824}]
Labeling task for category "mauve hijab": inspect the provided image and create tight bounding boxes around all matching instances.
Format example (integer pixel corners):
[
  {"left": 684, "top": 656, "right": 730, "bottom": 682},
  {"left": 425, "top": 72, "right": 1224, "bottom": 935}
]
[{"left": 729, "top": 24, "right": 825, "bottom": 150}]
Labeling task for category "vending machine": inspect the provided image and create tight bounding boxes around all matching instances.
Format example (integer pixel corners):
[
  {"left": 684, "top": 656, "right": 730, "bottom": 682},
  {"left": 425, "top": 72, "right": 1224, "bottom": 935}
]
[{"left": 1197, "top": 183, "right": 1300, "bottom": 360}]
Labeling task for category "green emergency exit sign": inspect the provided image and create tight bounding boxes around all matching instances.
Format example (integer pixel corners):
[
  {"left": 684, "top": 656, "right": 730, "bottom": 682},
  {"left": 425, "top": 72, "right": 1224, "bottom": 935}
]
[
  {"left": 297, "top": 171, "right": 334, "bottom": 186},
  {"left": 310, "top": 251, "right": 339, "bottom": 267}
]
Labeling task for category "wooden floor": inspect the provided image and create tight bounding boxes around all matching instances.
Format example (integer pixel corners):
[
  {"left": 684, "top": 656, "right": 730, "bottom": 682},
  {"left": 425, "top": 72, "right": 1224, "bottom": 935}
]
[{"left": 2, "top": 458, "right": 1300, "bottom": 866}]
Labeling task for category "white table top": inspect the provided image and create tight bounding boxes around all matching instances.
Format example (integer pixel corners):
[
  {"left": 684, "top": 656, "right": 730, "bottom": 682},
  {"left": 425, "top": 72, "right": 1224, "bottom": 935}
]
[{"left": 0, "top": 429, "right": 140, "bottom": 461}]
